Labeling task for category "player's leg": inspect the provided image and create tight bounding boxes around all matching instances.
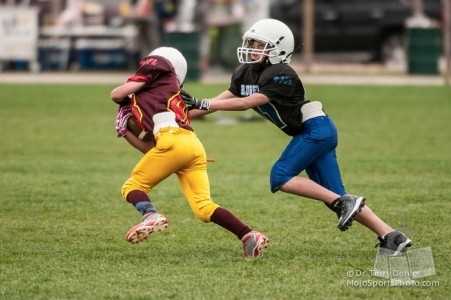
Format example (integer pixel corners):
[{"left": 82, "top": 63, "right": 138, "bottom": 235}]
[
  {"left": 177, "top": 170, "right": 269, "bottom": 258},
  {"left": 176, "top": 135, "right": 268, "bottom": 258},
  {"left": 270, "top": 116, "right": 364, "bottom": 230},
  {"left": 355, "top": 206, "right": 412, "bottom": 254},
  {"left": 304, "top": 134, "right": 411, "bottom": 251},
  {"left": 122, "top": 131, "right": 189, "bottom": 243},
  {"left": 305, "top": 149, "right": 366, "bottom": 231},
  {"left": 270, "top": 115, "right": 340, "bottom": 195},
  {"left": 305, "top": 149, "right": 345, "bottom": 196},
  {"left": 269, "top": 136, "right": 338, "bottom": 197}
]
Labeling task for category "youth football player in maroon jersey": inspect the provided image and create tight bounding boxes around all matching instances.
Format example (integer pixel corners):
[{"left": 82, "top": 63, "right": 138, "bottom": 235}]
[{"left": 111, "top": 47, "right": 268, "bottom": 258}]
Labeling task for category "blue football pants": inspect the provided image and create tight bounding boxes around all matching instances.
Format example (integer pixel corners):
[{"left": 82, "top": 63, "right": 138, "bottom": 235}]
[{"left": 270, "top": 116, "right": 346, "bottom": 196}]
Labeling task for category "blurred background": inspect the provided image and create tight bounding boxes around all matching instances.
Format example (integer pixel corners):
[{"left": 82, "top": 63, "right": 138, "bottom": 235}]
[{"left": 0, "top": 0, "right": 450, "bottom": 82}]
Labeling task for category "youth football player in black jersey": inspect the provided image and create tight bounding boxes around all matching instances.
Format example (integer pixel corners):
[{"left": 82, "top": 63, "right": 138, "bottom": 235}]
[{"left": 182, "top": 19, "right": 412, "bottom": 255}]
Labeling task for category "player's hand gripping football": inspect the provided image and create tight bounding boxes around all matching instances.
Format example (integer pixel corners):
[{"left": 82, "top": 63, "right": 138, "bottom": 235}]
[
  {"left": 180, "top": 89, "right": 210, "bottom": 110},
  {"left": 115, "top": 105, "right": 132, "bottom": 138}
]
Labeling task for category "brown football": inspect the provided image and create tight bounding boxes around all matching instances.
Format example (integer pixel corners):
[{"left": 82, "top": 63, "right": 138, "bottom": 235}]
[{"left": 127, "top": 116, "right": 152, "bottom": 142}]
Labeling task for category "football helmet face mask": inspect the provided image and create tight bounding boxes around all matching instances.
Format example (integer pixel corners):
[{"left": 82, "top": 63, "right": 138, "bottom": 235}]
[
  {"left": 149, "top": 47, "right": 187, "bottom": 85},
  {"left": 237, "top": 19, "right": 295, "bottom": 65}
]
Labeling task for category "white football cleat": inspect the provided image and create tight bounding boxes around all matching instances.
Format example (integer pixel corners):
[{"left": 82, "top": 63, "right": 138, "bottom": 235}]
[
  {"left": 126, "top": 212, "right": 168, "bottom": 244},
  {"left": 241, "top": 230, "right": 269, "bottom": 258}
]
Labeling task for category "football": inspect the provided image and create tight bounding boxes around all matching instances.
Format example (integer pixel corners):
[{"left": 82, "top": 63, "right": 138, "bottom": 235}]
[{"left": 127, "top": 116, "right": 152, "bottom": 142}]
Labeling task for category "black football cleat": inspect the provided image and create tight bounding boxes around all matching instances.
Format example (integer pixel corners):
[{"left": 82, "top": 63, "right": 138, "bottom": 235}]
[
  {"left": 376, "top": 230, "right": 412, "bottom": 256},
  {"left": 337, "top": 194, "right": 365, "bottom": 231}
]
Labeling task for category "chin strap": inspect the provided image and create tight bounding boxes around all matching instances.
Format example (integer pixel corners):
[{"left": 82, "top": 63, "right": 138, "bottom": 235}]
[{"left": 282, "top": 44, "right": 303, "bottom": 63}]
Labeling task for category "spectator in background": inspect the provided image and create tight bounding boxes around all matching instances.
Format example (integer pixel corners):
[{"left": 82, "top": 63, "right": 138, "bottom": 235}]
[
  {"left": 54, "top": 0, "right": 105, "bottom": 27},
  {"left": 175, "top": 0, "right": 197, "bottom": 31},
  {"left": 241, "top": 0, "right": 269, "bottom": 34},
  {"left": 194, "top": 0, "right": 244, "bottom": 74},
  {"left": 119, "top": 0, "right": 160, "bottom": 58},
  {"left": 191, "top": 0, "right": 209, "bottom": 73},
  {"left": 154, "top": 0, "right": 179, "bottom": 43},
  {"left": 55, "top": 0, "right": 85, "bottom": 27}
]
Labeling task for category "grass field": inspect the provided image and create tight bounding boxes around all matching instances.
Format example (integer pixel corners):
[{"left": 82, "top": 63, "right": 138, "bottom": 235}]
[{"left": 0, "top": 82, "right": 450, "bottom": 299}]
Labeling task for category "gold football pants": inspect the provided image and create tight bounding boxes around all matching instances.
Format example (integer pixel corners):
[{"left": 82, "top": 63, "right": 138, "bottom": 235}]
[{"left": 121, "top": 127, "right": 219, "bottom": 222}]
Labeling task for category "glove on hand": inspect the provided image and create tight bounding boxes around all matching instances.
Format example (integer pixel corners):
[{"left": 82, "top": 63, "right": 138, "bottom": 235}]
[
  {"left": 180, "top": 89, "right": 210, "bottom": 110},
  {"left": 115, "top": 105, "right": 132, "bottom": 138}
]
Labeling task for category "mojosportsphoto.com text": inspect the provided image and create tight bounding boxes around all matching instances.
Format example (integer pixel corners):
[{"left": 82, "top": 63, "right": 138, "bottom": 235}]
[{"left": 346, "top": 279, "right": 440, "bottom": 288}]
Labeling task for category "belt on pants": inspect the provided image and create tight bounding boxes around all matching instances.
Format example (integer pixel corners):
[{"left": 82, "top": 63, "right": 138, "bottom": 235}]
[
  {"left": 154, "top": 126, "right": 193, "bottom": 139},
  {"left": 301, "top": 101, "right": 326, "bottom": 123}
]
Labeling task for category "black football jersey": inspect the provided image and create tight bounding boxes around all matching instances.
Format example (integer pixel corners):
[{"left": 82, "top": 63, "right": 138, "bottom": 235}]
[{"left": 228, "top": 63, "right": 309, "bottom": 136}]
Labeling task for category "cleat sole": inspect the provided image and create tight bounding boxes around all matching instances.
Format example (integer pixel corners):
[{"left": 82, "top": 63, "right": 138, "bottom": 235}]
[{"left": 126, "top": 218, "right": 168, "bottom": 244}]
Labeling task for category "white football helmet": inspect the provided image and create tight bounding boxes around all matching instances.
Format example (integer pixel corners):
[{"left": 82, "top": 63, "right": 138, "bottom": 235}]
[
  {"left": 237, "top": 18, "right": 295, "bottom": 64},
  {"left": 149, "top": 47, "right": 187, "bottom": 84}
]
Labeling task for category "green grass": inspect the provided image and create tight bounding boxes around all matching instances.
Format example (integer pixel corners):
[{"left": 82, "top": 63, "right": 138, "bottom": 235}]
[{"left": 0, "top": 83, "right": 450, "bottom": 299}]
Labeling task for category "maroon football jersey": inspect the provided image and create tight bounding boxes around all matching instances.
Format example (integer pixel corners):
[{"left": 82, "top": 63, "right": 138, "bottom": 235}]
[{"left": 127, "top": 55, "right": 193, "bottom": 134}]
